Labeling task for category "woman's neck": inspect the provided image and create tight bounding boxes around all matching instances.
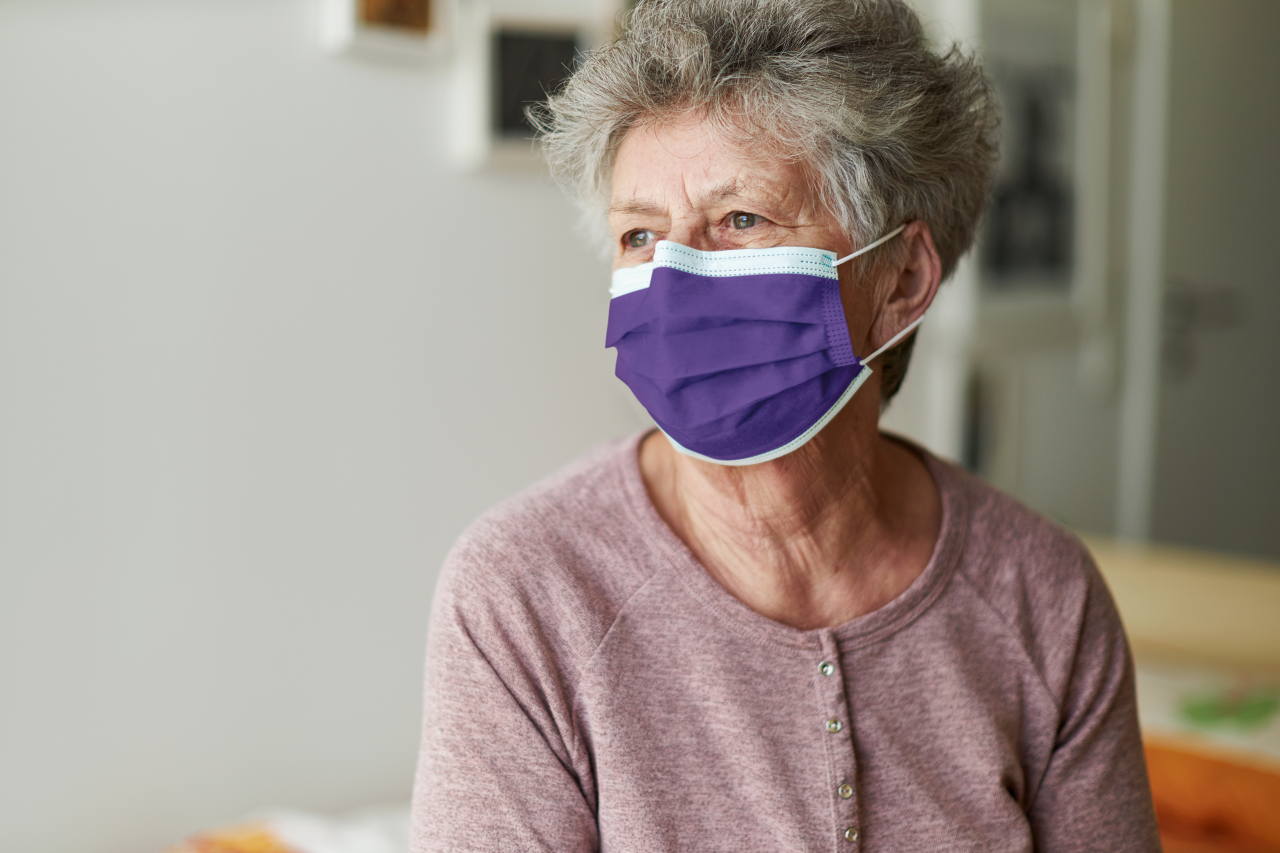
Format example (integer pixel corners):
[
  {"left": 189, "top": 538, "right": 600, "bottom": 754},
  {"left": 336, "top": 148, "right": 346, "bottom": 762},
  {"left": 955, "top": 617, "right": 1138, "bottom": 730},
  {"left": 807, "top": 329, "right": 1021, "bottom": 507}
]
[{"left": 638, "top": 403, "right": 941, "bottom": 630}]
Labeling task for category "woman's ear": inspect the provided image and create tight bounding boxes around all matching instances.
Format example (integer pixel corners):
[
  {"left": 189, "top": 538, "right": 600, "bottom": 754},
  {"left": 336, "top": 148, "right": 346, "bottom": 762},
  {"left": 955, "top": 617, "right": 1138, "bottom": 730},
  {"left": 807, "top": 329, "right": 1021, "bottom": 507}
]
[{"left": 871, "top": 220, "right": 943, "bottom": 352}]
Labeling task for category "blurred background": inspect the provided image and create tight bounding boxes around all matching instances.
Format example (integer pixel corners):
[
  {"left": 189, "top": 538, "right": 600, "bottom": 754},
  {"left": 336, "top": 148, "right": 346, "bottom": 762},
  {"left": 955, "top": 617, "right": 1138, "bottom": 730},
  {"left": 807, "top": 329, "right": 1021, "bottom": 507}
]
[{"left": 0, "top": 0, "right": 1276, "bottom": 851}]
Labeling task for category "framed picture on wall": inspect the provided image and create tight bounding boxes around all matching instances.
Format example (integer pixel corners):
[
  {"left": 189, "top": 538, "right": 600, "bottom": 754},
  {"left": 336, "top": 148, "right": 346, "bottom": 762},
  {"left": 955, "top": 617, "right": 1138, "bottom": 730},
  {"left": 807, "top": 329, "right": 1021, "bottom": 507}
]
[
  {"left": 492, "top": 28, "right": 580, "bottom": 139},
  {"left": 448, "top": 4, "right": 613, "bottom": 171},
  {"left": 320, "top": 0, "right": 456, "bottom": 62}
]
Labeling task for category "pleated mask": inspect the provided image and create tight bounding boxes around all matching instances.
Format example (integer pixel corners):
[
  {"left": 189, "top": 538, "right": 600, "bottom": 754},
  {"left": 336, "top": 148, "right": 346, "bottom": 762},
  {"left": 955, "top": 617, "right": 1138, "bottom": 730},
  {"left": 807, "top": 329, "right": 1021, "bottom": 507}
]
[{"left": 605, "top": 224, "right": 919, "bottom": 465}]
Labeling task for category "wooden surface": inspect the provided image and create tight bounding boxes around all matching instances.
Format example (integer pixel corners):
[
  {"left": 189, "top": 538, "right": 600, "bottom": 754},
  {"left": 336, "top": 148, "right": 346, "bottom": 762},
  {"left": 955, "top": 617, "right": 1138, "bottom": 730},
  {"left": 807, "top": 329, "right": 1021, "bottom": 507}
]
[
  {"left": 1147, "top": 738, "right": 1280, "bottom": 852},
  {"left": 1081, "top": 537, "right": 1280, "bottom": 851},
  {"left": 1083, "top": 536, "right": 1280, "bottom": 672}
]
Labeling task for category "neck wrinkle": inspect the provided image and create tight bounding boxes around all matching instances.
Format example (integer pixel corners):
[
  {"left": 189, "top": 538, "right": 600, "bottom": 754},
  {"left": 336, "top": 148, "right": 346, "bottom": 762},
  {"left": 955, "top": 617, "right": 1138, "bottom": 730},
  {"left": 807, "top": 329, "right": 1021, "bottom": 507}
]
[
  {"left": 639, "top": 398, "right": 932, "bottom": 630},
  {"left": 674, "top": 433, "right": 882, "bottom": 567}
]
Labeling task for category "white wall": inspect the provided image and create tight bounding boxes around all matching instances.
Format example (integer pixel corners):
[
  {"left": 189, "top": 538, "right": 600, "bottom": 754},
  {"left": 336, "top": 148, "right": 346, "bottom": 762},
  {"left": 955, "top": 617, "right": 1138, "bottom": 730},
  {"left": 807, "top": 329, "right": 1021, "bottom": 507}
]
[{"left": 0, "top": 2, "right": 641, "bottom": 852}]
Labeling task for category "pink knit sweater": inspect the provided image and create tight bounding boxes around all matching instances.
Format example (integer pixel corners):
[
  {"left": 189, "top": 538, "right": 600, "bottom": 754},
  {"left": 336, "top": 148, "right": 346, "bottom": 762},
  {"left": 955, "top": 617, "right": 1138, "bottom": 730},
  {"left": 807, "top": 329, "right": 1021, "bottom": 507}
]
[{"left": 411, "top": 433, "right": 1160, "bottom": 852}]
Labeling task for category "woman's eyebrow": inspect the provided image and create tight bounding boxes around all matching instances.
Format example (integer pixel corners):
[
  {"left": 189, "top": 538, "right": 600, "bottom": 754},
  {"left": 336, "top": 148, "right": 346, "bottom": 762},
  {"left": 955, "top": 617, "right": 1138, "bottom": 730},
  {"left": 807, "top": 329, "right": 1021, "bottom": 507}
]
[
  {"left": 701, "top": 178, "right": 796, "bottom": 214},
  {"left": 694, "top": 179, "right": 741, "bottom": 203},
  {"left": 608, "top": 199, "right": 668, "bottom": 217}
]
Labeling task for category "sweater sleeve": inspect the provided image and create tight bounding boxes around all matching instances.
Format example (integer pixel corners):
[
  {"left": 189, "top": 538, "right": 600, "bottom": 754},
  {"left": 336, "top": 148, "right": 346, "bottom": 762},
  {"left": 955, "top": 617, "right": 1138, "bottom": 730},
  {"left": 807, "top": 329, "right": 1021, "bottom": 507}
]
[
  {"left": 1027, "top": 564, "right": 1161, "bottom": 853},
  {"left": 409, "top": 558, "right": 599, "bottom": 853}
]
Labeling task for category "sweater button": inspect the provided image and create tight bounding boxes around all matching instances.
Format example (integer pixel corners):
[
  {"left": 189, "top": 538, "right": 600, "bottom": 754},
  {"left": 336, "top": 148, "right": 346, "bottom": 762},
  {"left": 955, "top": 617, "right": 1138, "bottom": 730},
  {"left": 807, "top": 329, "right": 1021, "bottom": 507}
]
[
  {"left": 825, "top": 718, "right": 843, "bottom": 733},
  {"left": 819, "top": 661, "right": 835, "bottom": 676},
  {"left": 838, "top": 783, "right": 853, "bottom": 799},
  {"left": 844, "top": 826, "right": 859, "bottom": 842}
]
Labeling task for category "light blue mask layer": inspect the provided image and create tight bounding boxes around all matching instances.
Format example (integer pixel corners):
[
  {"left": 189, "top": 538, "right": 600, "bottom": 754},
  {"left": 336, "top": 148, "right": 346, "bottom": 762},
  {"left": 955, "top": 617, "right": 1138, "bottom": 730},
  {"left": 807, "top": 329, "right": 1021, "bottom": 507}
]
[{"left": 610, "top": 241, "right": 839, "bottom": 298}]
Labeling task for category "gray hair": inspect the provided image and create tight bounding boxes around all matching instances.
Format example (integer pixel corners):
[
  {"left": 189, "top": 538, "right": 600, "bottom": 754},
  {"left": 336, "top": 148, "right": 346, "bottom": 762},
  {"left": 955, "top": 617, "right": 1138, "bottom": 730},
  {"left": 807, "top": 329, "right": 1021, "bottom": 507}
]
[{"left": 532, "top": 0, "right": 999, "bottom": 400}]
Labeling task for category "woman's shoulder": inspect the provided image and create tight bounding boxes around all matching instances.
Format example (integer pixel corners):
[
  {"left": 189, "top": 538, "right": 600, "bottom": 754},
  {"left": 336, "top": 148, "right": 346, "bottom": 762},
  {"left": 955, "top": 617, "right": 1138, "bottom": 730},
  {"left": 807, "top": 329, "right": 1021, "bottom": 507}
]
[
  {"left": 926, "top": 453, "right": 1124, "bottom": 688},
  {"left": 888, "top": 436, "right": 1099, "bottom": 591},
  {"left": 431, "top": 433, "right": 661, "bottom": 659},
  {"left": 451, "top": 434, "right": 651, "bottom": 559},
  {"left": 933, "top": 455, "right": 1099, "bottom": 582}
]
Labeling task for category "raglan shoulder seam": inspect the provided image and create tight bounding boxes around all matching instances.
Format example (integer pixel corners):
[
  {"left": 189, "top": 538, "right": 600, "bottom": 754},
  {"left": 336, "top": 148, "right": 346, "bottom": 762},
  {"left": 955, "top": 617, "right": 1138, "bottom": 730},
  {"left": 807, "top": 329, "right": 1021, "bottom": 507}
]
[
  {"left": 562, "top": 568, "right": 665, "bottom": 772},
  {"left": 951, "top": 565, "right": 1063, "bottom": 714}
]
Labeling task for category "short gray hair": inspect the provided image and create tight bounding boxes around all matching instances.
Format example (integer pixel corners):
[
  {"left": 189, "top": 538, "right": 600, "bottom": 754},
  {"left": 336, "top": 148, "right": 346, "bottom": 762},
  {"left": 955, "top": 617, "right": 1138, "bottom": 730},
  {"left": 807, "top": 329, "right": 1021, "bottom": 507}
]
[{"left": 533, "top": 0, "right": 999, "bottom": 400}]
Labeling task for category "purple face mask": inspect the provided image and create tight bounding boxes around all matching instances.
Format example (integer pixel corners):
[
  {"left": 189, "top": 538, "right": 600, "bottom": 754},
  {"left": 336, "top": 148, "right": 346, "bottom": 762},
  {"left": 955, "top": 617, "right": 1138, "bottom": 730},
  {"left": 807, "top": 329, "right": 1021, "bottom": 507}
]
[{"left": 605, "top": 225, "right": 918, "bottom": 465}]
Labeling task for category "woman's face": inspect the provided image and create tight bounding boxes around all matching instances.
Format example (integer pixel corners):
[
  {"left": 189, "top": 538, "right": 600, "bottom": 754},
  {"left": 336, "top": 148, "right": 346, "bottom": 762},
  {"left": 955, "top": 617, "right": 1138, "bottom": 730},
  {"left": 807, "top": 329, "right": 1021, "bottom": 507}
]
[{"left": 609, "top": 113, "right": 875, "bottom": 352}]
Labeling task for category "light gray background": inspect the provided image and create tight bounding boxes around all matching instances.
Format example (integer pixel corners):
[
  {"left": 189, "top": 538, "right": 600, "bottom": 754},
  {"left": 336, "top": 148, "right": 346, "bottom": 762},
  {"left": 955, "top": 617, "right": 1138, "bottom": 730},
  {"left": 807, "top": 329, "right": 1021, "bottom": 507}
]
[{"left": 0, "top": 2, "right": 639, "bottom": 850}]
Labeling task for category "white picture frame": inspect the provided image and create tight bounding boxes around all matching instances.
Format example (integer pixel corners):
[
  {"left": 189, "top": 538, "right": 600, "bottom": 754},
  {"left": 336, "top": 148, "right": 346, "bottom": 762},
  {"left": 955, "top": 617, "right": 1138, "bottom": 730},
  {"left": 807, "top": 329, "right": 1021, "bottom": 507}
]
[{"left": 320, "top": 0, "right": 456, "bottom": 63}]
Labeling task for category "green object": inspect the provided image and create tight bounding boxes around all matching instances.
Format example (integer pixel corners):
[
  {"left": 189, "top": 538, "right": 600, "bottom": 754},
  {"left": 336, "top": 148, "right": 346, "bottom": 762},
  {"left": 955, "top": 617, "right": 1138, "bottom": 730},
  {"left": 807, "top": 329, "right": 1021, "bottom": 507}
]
[{"left": 1179, "top": 687, "right": 1280, "bottom": 730}]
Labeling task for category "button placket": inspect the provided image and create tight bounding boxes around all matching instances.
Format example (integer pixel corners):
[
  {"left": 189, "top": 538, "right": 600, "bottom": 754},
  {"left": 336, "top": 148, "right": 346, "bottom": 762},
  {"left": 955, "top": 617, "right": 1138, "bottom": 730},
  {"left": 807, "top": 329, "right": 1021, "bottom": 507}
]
[{"left": 813, "top": 630, "right": 860, "bottom": 850}]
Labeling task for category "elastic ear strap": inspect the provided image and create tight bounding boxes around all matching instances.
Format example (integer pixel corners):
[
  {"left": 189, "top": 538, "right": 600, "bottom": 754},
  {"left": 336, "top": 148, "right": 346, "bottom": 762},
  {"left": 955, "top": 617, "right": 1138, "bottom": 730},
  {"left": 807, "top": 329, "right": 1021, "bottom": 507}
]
[
  {"left": 864, "top": 315, "right": 924, "bottom": 364},
  {"left": 833, "top": 223, "right": 908, "bottom": 267}
]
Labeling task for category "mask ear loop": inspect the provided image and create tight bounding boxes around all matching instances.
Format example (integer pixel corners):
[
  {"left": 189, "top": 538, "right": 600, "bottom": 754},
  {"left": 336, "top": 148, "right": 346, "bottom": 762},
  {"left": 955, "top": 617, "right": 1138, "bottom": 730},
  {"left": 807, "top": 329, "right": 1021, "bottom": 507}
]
[
  {"left": 862, "top": 314, "right": 924, "bottom": 364},
  {"left": 830, "top": 223, "right": 921, "bottom": 364},
  {"left": 832, "top": 223, "right": 907, "bottom": 267}
]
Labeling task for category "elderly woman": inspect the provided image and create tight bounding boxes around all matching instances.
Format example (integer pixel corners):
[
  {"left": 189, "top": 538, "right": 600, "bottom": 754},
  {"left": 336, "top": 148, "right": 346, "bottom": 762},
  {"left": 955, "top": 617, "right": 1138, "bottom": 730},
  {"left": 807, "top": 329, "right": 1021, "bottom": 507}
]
[{"left": 411, "top": 1, "right": 1159, "bottom": 850}]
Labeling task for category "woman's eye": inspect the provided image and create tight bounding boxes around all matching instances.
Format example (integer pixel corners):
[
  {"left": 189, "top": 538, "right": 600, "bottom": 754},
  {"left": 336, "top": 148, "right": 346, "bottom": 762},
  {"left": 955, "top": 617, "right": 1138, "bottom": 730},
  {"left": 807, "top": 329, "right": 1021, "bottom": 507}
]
[
  {"left": 731, "top": 212, "right": 762, "bottom": 230},
  {"left": 626, "top": 230, "right": 655, "bottom": 249}
]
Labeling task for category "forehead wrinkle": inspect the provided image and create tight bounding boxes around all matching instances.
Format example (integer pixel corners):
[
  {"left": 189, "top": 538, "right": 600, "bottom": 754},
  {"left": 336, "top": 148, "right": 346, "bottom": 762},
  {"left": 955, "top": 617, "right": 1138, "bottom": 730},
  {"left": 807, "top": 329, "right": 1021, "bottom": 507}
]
[
  {"left": 684, "top": 169, "right": 800, "bottom": 210},
  {"left": 609, "top": 132, "right": 812, "bottom": 221},
  {"left": 695, "top": 178, "right": 752, "bottom": 207},
  {"left": 699, "top": 171, "right": 814, "bottom": 220},
  {"left": 608, "top": 177, "right": 740, "bottom": 219},
  {"left": 610, "top": 176, "right": 811, "bottom": 221}
]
